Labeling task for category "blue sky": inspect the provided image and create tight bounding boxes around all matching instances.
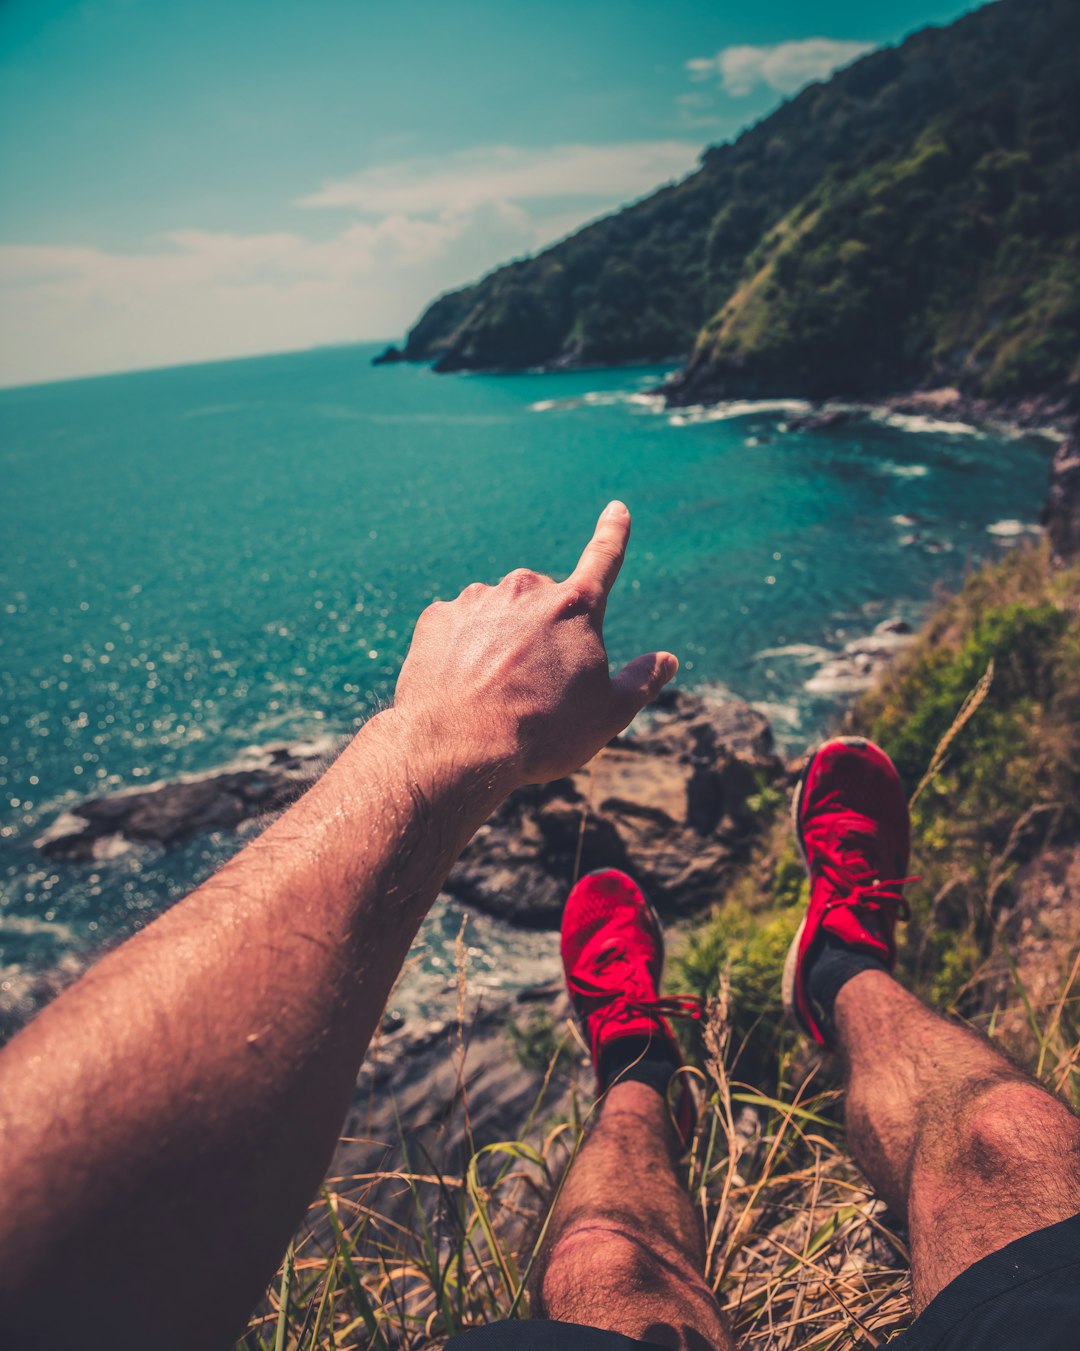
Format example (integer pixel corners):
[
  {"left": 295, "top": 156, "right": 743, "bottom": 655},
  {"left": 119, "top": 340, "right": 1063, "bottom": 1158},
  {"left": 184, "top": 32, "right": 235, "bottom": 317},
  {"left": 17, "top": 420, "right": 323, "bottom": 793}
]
[{"left": 0, "top": 0, "right": 980, "bottom": 386}]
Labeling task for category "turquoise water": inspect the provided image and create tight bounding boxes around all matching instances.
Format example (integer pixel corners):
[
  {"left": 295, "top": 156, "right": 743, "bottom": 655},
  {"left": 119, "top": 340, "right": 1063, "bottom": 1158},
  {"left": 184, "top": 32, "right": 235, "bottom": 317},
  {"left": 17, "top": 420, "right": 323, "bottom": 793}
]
[{"left": 0, "top": 344, "right": 1052, "bottom": 1028}]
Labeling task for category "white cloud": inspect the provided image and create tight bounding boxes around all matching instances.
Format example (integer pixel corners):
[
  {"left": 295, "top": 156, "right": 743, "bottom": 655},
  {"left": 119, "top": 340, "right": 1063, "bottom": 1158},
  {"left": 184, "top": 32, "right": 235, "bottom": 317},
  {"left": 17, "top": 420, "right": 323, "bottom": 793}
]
[
  {"left": 0, "top": 140, "right": 702, "bottom": 387},
  {"left": 687, "top": 38, "right": 873, "bottom": 98},
  {"left": 0, "top": 203, "right": 536, "bottom": 386},
  {"left": 296, "top": 141, "right": 700, "bottom": 214}
]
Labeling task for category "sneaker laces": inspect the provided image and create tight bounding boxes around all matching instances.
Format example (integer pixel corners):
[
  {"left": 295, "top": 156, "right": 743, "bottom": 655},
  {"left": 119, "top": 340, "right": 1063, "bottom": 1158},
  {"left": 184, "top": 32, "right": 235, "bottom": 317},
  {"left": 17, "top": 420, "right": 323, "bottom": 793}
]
[
  {"left": 805, "top": 805, "right": 918, "bottom": 924},
  {"left": 567, "top": 944, "right": 703, "bottom": 1150},
  {"left": 815, "top": 853, "right": 919, "bottom": 922},
  {"left": 567, "top": 946, "right": 703, "bottom": 1039}
]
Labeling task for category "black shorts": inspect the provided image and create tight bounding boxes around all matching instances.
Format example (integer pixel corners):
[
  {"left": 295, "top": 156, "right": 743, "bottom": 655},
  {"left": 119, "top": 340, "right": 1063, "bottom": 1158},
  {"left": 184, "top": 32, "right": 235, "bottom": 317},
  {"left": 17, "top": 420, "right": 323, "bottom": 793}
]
[{"left": 445, "top": 1211, "right": 1080, "bottom": 1350}]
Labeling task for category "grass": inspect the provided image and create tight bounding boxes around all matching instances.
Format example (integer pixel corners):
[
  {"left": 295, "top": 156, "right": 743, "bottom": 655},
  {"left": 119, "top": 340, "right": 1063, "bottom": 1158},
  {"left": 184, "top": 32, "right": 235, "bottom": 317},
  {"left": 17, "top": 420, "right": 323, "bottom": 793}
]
[{"left": 237, "top": 543, "right": 1080, "bottom": 1349}]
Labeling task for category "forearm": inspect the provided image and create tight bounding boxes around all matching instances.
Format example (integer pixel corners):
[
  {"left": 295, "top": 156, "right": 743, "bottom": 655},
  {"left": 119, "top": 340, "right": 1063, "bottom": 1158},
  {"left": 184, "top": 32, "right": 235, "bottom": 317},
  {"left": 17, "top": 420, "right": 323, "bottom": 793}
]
[
  {"left": 0, "top": 500, "right": 674, "bottom": 1348},
  {"left": 0, "top": 708, "right": 506, "bottom": 1349}
]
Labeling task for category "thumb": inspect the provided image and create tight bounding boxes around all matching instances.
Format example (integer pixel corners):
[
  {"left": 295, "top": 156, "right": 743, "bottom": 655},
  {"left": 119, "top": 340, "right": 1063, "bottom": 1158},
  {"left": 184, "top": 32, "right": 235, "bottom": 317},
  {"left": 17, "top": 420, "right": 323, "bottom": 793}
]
[{"left": 611, "top": 651, "right": 679, "bottom": 726}]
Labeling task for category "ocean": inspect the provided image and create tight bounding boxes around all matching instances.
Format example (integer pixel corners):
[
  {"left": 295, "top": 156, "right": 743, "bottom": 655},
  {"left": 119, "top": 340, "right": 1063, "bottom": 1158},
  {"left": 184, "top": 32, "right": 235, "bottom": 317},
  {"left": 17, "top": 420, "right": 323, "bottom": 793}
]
[{"left": 0, "top": 343, "right": 1053, "bottom": 1031}]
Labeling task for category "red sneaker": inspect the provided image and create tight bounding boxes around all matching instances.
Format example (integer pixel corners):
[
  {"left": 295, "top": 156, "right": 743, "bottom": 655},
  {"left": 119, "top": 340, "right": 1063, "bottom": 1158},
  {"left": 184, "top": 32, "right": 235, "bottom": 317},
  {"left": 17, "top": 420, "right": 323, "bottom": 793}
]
[
  {"left": 561, "top": 869, "right": 700, "bottom": 1145},
  {"left": 782, "top": 737, "right": 916, "bottom": 1045}
]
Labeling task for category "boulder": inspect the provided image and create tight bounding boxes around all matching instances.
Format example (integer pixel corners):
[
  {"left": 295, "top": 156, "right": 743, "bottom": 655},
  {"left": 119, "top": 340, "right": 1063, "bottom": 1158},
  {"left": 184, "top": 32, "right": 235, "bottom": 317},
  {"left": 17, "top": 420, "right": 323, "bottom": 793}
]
[
  {"left": 445, "top": 688, "right": 784, "bottom": 928},
  {"left": 803, "top": 619, "right": 915, "bottom": 696},
  {"left": 36, "top": 739, "right": 335, "bottom": 861},
  {"left": 785, "top": 406, "right": 858, "bottom": 432},
  {"left": 1042, "top": 428, "right": 1080, "bottom": 565}
]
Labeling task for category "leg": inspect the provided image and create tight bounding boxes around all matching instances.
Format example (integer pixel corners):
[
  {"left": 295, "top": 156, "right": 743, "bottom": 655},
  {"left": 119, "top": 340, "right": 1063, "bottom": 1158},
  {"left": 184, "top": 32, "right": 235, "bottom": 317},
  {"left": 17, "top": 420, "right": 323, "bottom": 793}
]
[
  {"left": 836, "top": 969, "right": 1080, "bottom": 1310},
  {"left": 533, "top": 1080, "right": 733, "bottom": 1351},
  {"left": 784, "top": 736, "right": 1080, "bottom": 1320}
]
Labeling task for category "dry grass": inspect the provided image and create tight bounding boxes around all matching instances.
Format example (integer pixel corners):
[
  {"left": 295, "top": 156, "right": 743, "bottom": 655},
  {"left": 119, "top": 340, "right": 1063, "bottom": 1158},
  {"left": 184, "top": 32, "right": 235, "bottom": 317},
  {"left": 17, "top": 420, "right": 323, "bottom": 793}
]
[{"left": 235, "top": 942, "right": 1079, "bottom": 1351}]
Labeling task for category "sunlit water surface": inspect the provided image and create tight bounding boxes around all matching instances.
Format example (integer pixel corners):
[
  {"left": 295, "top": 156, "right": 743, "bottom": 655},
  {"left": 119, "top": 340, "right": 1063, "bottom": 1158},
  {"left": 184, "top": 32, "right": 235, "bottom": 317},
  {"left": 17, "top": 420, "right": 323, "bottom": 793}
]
[{"left": 0, "top": 344, "right": 1051, "bottom": 1029}]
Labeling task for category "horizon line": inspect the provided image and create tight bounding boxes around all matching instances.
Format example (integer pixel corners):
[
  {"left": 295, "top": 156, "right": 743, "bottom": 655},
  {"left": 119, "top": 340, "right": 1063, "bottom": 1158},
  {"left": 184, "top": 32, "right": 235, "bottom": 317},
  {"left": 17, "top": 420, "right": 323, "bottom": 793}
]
[{"left": 0, "top": 337, "right": 399, "bottom": 396}]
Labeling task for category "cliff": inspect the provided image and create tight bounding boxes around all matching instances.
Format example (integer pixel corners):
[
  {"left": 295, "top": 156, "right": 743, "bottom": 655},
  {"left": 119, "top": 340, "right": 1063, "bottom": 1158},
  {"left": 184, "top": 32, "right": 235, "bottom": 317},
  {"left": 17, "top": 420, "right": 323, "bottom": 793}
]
[{"left": 379, "top": 0, "right": 1079, "bottom": 407}]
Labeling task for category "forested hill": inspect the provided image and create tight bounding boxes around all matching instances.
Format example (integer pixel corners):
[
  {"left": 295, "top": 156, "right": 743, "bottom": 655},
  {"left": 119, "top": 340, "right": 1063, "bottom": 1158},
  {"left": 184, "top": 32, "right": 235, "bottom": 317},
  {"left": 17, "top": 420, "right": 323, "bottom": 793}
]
[{"left": 382, "top": 0, "right": 1079, "bottom": 404}]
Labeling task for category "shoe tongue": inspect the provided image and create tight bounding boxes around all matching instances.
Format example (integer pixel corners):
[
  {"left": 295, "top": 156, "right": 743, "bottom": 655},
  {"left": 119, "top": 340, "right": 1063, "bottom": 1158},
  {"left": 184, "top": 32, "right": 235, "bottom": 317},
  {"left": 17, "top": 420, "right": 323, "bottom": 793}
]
[
  {"left": 815, "top": 809, "right": 886, "bottom": 882},
  {"left": 581, "top": 932, "right": 649, "bottom": 995}
]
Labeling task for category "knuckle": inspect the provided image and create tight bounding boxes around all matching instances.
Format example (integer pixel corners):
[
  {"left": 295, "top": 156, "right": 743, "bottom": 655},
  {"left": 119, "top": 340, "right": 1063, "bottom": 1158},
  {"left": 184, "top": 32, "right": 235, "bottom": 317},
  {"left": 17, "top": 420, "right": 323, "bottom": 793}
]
[
  {"left": 501, "top": 567, "right": 540, "bottom": 593},
  {"left": 459, "top": 581, "right": 486, "bottom": 600},
  {"left": 559, "top": 581, "right": 594, "bottom": 612}
]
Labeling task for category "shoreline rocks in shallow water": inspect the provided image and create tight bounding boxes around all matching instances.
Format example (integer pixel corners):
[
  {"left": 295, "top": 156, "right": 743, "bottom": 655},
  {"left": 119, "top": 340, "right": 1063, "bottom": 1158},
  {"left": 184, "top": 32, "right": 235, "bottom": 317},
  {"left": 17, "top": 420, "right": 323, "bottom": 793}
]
[
  {"left": 444, "top": 688, "right": 785, "bottom": 928},
  {"left": 35, "top": 691, "right": 785, "bottom": 929},
  {"left": 371, "top": 344, "right": 406, "bottom": 365},
  {"left": 802, "top": 619, "right": 915, "bottom": 696},
  {"left": 771, "top": 388, "right": 1074, "bottom": 441},
  {"left": 35, "top": 739, "right": 336, "bottom": 861}
]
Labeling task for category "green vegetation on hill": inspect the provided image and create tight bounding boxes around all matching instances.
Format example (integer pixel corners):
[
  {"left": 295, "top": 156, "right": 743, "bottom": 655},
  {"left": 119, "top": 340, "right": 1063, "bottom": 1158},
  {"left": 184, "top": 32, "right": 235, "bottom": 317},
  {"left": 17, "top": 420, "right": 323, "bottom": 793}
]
[
  {"left": 675, "top": 541, "right": 1080, "bottom": 1055},
  {"left": 391, "top": 0, "right": 1079, "bottom": 403}
]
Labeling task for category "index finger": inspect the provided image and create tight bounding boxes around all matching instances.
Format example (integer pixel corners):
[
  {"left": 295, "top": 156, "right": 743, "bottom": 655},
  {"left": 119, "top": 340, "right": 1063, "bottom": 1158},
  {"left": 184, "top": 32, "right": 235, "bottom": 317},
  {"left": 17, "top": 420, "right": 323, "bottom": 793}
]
[{"left": 567, "top": 500, "right": 631, "bottom": 603}]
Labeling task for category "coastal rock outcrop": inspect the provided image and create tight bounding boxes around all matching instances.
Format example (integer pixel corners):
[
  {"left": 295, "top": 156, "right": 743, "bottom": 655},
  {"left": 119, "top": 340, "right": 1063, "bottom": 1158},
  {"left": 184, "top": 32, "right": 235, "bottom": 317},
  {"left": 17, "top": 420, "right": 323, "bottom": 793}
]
[
  {"left": 803, "top": 619, "right": 915, "bottom": 696},
  {"left": 36, "top": 691, "right": 785, "bottom": 929},
  {"left": 445, "top": 688, "right": 784, "bottom": 928},
  {"left": 36, "top": 740, "right": 334, "bottom": 861},
  {"left": 330, "top": 981, "right": 581, "bottom": 1233},
  {"left": 1042, "top": 428, "right": 1080, "bottom": 565}
]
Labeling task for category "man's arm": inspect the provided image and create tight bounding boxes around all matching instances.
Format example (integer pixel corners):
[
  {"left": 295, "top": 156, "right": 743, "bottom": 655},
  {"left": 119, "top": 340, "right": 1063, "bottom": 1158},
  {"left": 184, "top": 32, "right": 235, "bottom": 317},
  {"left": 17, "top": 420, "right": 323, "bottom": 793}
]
[{"left": 0, "top": 502, "right": 676, "bottom": 1350}]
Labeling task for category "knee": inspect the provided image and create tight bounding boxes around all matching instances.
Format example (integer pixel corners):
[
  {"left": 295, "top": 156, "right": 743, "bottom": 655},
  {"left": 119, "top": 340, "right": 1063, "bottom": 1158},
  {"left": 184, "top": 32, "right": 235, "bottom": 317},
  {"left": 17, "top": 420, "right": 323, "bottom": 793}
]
[
  {"left": 541, "top": 1222, "right": 663, "bottom": 1302},
  {"left": 959, "top": 1078, "right": 1080, "bottom": 1181}
]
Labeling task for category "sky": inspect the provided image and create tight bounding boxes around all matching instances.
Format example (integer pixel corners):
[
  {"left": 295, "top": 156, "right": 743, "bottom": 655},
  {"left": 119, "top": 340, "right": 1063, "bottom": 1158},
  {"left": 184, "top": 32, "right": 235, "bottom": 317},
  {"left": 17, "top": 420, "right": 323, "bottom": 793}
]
[{"left": 0, "top": 0, "right": 982, "bottom": 388}]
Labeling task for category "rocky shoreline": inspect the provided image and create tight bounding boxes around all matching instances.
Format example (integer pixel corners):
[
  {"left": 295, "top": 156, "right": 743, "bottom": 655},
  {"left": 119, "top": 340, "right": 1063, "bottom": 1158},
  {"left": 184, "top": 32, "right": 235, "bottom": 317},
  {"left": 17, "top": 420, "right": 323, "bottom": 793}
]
[
  {"left": 447, "top": 687, "right": 784, "bottom": 928},
  {"left": 34, "top": 689, "right": 789, "bottom": 930},
  {"left": 790, "top": 387, "right": 1075, "bottom": 442},
  {"left": 377, "top": 343, "right": 1077, "bottom": 447},
  {"left": 14, "top": 422, "right": 1079, "bottom": 1264},
  {"left": 325, "top": 431, "right": 1080, "bottom": 1241},
  {"left": 664, "top": 381, "right": 1077, "bottom": 444},
  {"left": 35, "top": 738, "right": 339, "bottom": 863}
]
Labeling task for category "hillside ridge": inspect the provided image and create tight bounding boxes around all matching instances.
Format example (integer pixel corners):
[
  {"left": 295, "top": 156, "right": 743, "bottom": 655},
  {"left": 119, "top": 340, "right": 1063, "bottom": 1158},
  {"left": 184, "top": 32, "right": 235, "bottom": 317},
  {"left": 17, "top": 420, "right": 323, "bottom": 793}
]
[{"left": 378, "top": 0, "right": 1079, "bottom": 406}]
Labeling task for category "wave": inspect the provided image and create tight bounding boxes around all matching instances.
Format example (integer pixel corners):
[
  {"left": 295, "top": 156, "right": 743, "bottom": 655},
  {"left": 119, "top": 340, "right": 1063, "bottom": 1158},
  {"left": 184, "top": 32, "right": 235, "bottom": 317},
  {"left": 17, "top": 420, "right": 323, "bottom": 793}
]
[
  {"left": 529, "top": 388, "right": 666, "bottom": 414},
  {"left": 877, "top": 460, "right": 930, "bottom": 478},
  {"left": 753, "top": 643, "right": 833, "bottom": 665},
  {"left": 667, "top": 398, "right": 812, "bottom": 428},
  {"left": 0, "top": 914, "right": 80, "bottom": 944},
  {"left": 872, "top": 411, "right": 982, "bottom": 437},
  {"left": 986, "top": 519, "right": 1042, "bottom": 537}
]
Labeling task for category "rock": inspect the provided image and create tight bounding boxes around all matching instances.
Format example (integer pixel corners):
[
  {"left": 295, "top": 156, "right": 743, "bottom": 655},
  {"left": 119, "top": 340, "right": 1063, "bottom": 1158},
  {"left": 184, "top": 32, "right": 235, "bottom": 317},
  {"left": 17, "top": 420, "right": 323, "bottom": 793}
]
[
  {"left": 36, "top": 739, "right": 337, "bottom": 861},
  {"left": 328, "top": 984, "right": 581, "bottom": 1232},
  {"left": 980, "top": 838, "right": 1080, "bottom": 1065},
  {"left": 786, "top": 406, "right": 859, "bottom": 433},
  {"left": 444, "top": 689, "right": 784, "bottom": 928},
  {"left": 371, "top": 344, "right": 406, "bottom": 365},
  {"left": 36, "top": 691, "right": 784, "bottom": 930},
  {"left": 804, "top": 620, "right": 914, "bottom": 695},
  {"left": 879, "top": 388, "right": 1077, "bottom": 437},
  {"left": 1042, "top": 428, "right": 1080, "bottom": 565}
]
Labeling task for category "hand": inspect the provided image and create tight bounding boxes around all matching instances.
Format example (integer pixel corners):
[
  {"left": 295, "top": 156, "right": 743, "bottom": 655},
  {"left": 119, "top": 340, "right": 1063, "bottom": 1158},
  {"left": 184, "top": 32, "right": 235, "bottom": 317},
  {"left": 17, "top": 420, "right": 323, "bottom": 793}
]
[{"left": 391, "top": 501, "right": 678, "bottom": 787}]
